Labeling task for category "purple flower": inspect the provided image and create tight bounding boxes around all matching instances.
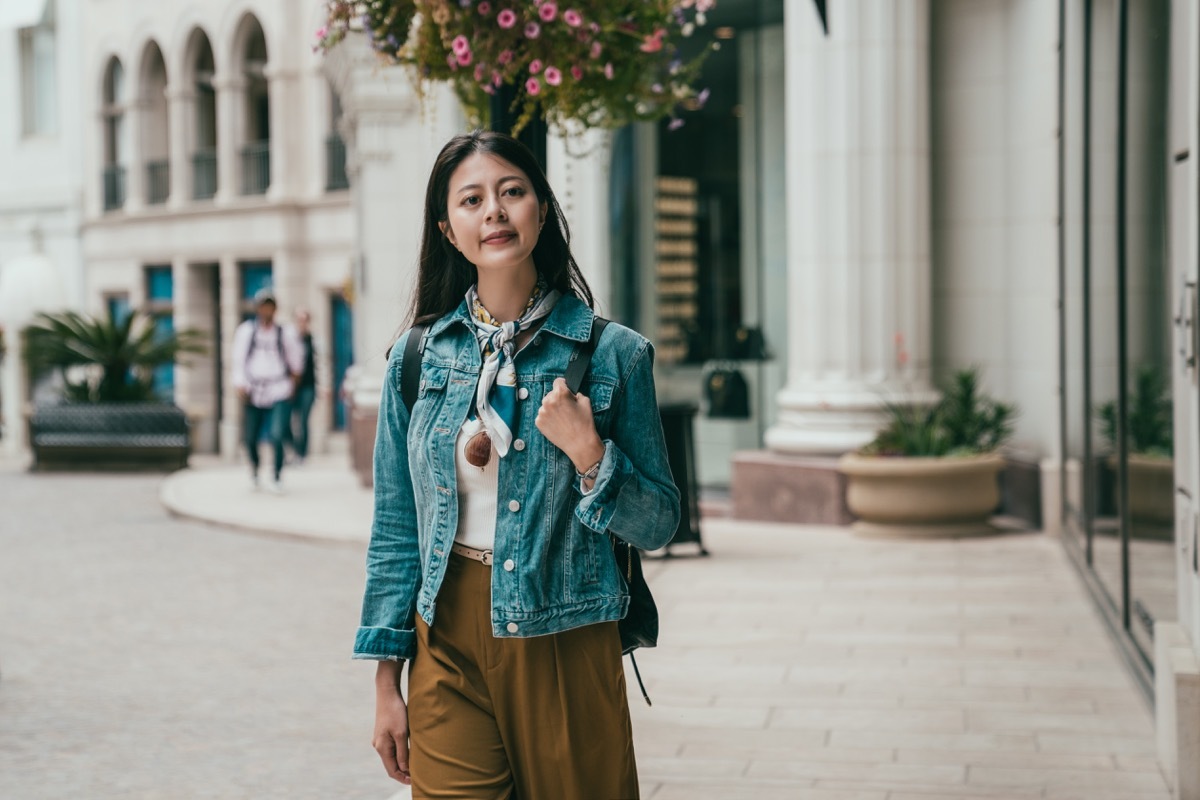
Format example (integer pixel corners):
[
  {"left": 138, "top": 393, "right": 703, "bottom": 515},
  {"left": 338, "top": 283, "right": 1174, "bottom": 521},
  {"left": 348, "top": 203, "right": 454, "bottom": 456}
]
[
  {"left": 452, "top": 35, "right": 470, "bottom": 55},
  {"left": 524, "top": 21, "right": 540, "bottom": 38},
  {"left": 529, "top": 59, "right": 543, "bottom": 74},
  {"left": 497, "top": 8, "right": 516, "bottom": 28},
  {"left": 538, "top": 2, "right": 557, "bottom": 22},
  {"left": 526, "top": 77, "right": 541, "bottom": 96},
  {"left": 563, "top": 8, "right": 582, "bottom": 27},
  {"left": 544, "top": 66, "right": 562, "bottom": 86},
  {"left": 668, "top": 118, "right": 685, "bottom": 131},
  {"left": 697, "top": 88, "right": 710, "bottom": 107},
  {"left": 651, "top": 83, "right": 663, "bottom": 93}
]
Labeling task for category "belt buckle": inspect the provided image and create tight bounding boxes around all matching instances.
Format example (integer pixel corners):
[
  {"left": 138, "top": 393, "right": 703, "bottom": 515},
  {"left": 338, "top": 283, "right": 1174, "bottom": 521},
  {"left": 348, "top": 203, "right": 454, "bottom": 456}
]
[{"left": 480, "top": 549, "right": 493, "bottom": 566}]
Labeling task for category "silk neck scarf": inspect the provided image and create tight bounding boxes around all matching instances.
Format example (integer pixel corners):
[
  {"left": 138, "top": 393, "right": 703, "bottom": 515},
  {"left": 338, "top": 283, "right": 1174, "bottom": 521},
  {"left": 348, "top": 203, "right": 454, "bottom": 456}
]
[{"left": 465, "top": 280, "right": 561, "bottom": 458}]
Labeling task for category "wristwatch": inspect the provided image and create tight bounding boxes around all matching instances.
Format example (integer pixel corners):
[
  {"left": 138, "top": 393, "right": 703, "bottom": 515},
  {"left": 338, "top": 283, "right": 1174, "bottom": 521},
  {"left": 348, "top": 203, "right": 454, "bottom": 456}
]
[{"left": 576, "top": 458, "right": 602, "bottom": 482}]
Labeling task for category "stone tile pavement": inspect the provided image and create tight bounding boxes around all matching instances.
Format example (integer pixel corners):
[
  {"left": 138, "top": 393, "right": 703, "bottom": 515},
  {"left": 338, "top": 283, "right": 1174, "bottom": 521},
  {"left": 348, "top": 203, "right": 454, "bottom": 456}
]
[{"left": 2, "top": 454, "right": 1173, "bottom": 798}]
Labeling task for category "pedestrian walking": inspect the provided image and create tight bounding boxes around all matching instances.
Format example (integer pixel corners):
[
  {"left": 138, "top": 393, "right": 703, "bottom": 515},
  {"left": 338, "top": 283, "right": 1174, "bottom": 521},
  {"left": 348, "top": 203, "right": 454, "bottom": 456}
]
[
  {"left": 287, "top": 308, "right": 318, "bottom": 464},
  {"left": 231, "top": 287, "right": 303, "bottom": 493},
  {"left": 356, "top": 130, "right": 680, "bottom": 799}
]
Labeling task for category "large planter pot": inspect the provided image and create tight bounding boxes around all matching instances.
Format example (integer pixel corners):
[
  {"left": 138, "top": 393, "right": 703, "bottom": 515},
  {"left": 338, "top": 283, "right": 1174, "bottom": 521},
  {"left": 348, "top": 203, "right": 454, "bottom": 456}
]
[
  {"left": 1127, "top": 453, "right": 1174, "bottom": 535},
  {"left": 837, "top": 452, "right": 1006, "bottom": 537}
]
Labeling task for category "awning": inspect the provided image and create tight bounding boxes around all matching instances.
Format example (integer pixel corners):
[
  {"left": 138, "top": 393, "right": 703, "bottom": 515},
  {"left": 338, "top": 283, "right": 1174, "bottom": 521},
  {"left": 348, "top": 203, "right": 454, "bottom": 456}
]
[{"left": 0, "top": 0, "right": 51, "bottom": 30}]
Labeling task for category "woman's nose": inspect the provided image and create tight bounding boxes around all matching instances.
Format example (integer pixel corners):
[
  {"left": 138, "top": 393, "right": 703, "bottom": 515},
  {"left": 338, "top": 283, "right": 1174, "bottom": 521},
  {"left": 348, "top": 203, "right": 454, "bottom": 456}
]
[{"left": 484, "top": 195, "right": 506, "bottom": 222}]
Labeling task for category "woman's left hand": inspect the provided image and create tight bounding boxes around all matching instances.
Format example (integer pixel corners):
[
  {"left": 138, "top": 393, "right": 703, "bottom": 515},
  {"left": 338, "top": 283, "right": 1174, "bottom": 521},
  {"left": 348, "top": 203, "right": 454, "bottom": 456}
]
[{"left": 536, "top": 377, "right": 606, "bottom": 474}]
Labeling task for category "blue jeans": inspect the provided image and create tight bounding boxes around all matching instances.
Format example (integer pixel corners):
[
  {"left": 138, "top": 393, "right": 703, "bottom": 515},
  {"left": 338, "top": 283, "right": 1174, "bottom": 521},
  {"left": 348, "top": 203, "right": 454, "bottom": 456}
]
[
  {"left": 244, "top": 401, "right": 290, "bottom": 480},
  {"left": 289, "top": 385, "right": 316, "bottom": 459}
]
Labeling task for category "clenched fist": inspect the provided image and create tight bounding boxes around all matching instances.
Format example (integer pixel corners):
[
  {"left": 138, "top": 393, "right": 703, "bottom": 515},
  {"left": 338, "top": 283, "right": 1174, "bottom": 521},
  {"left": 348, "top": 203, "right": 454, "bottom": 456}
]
[{"left": 535, "top": 377, "right": 606, "bottom": 475}]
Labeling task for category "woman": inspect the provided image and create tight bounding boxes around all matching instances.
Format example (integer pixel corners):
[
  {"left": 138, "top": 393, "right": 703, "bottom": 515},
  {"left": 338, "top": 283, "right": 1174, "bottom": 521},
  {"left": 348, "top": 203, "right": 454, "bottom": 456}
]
[{"left": 355, "top": 130, "right": 680, "bottom": 799}]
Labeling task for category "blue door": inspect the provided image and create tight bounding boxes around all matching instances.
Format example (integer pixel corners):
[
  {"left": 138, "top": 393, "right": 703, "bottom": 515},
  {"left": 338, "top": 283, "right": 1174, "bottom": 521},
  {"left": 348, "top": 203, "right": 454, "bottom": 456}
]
[{"left": 330, "top": 294, "right": 354, "bottom": 430}]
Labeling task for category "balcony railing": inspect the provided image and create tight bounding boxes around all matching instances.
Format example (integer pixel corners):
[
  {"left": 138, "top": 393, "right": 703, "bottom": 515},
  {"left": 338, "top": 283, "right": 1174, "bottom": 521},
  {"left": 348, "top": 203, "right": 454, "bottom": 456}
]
[
  {"left": 102, "top": 165, "right": 125, "bottom": 211},
  {"left": 240, "top": 141, "right": 270, "bottom": 196},
  {"left": 146, "top": 160, "right": 170, "bottom": 205},
  {"left": 326, "top": 134, "right": 349, "bottom": 191},
  {"left": 192, "top": 149, "right": 217, "bottom": 200}
]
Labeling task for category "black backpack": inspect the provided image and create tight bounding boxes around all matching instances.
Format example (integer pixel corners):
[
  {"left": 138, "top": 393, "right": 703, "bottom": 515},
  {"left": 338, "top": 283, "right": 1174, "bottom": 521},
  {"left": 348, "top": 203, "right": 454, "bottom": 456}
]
[{"left": 399, "top": 318, "right": 658, "bottom": 704}]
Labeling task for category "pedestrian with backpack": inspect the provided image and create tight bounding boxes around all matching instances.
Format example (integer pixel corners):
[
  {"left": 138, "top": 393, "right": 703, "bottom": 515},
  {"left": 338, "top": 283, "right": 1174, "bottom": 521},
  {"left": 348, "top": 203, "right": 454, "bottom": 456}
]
[
  {"left": 356, "top": 130, "right": 680, "bottom": 799},
  {"left": 231, "top": 287, "right": 304, "bottom": 493}
]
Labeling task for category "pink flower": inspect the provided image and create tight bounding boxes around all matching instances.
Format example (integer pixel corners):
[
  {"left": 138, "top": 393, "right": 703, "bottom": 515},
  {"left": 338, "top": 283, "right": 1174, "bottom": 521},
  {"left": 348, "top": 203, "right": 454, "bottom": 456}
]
[
  {"left": 524, "top": 21, "right": 540, "bottom": 38},
  {"left": 315, "top": 25, "right": 328, "bottom": 39},
  {"left": 604, "top": 62, "right": 614, "bottom": 80},
  {"left": 589, "top": 21, "right": 599, "bottom": 33},
  {"left": 496, "top": 8, "right": 516, "bottom": 28},
  {"left": 478, "top": 1, "right": 491, "bottom": 15},
  {"left": 544, "top": 66, "right": 562, "bottom": 86},
  {"left": 640, "top": 28, "right": 665, "bottom": 53},
  {"left": 589, "top": 41, "right": 602, "bottom": 59},
  {"left": 447, "top": 53, "right": 458, "bottom": 70},
  {"left": 483, "top": 84, "right": 495, "bottom": 94},
  {"left": 570, "top": 64, "right": 583, "bottom": 80},
  {"left": 493, "top": 71, "right": 502, "bottom": 86},
  {"left": 529, "top": 58, "right": 543, "bottom": 74},
  {"left": 538, "top": 2, "right": 557, "bottom": 22},
  {"left": 457, "top": 50, "right": 472, "bottom": 66},
  {"left": 526, "top": 77, "right": 541, "bottom": 95},
  {"left": 563, "top": 8, "right": 582, "bottom": 27},
  {"left": 475, "top": 63, "right": 487, "bottom": 81},
  {"left": 452, "top": 35, "right": 470, "bottom": 55},
  {"left": 498, "top": 49, "right": 514, "bottom": 65}
]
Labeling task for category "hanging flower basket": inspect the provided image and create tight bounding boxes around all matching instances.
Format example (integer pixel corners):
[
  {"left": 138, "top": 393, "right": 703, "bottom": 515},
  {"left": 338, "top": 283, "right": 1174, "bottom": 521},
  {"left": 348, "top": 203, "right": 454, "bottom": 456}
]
[{"left": 316, "top": 0, "right": 716, "bottom": 135}]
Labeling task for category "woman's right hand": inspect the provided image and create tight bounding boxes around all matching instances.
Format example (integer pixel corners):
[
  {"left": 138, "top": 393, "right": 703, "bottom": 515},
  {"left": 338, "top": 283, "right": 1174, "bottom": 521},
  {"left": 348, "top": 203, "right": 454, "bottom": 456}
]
[{"left": 373, "top": 661, "right": 411, "bottom": 785}]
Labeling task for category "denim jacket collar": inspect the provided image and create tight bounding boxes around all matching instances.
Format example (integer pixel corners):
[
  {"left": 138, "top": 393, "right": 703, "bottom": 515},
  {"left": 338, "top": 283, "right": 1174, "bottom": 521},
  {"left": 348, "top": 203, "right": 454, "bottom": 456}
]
[{"left": 425, "top": 291, "right": 595, "bottom": 343}]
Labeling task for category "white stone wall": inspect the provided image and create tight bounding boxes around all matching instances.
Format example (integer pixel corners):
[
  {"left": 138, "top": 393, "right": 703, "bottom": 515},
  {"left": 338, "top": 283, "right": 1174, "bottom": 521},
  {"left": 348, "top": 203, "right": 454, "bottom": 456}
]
[{"left": 931, "top": 0, "right": 1062, "bottom": 459}]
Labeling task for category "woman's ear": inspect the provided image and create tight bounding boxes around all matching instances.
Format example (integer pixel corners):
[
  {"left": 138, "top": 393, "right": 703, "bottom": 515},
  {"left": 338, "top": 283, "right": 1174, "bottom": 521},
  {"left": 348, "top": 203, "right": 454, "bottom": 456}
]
[
  {"left": 439, "top": 220, "right": 458, "bottom": 249},
  {"left": 539, "top": 201, "right": 548, "bottom": 230}
]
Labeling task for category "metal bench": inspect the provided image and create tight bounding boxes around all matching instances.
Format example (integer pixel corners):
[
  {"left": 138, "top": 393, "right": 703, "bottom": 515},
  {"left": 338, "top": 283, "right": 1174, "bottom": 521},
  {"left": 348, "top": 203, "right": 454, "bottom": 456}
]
[{"left": 30, "top": 403, "right": 191, "bottom": 471}]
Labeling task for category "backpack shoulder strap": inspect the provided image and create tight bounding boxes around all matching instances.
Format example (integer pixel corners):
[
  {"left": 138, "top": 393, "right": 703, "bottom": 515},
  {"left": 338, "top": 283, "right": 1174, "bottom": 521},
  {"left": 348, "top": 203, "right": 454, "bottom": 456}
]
[
  {"left": 565, "top": 317, "right": 609, "bottom": 395},
  {"left": 401, "top": 323, "right": 429, "bottom": 413}
]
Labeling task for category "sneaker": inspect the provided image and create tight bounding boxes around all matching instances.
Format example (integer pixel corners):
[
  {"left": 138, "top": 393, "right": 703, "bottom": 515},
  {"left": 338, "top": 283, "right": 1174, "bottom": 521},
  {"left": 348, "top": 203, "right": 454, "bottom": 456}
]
[
  {"left": 250, "top": 473, "right": 260, "bottom": 491},
  {"left": 268, "top": 479, "right": 285, "bottom": 495}
]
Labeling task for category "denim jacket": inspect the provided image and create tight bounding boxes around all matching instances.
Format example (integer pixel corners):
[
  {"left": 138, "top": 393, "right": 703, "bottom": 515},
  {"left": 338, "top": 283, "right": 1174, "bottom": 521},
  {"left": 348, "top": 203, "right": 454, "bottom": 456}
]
[{"left": 354, "top": 294, "right": 681, "bottom": 661}]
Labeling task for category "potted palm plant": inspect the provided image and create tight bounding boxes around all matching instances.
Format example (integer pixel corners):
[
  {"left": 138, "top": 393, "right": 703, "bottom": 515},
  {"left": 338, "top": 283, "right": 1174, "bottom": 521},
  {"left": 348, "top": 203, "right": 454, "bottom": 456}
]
[
  {"left": 1098, "top": 364, "right": 1173, "bottom": 532},
  {"left": 22, "top": 309, "right": 207, "bottom": 470},
  {"left": 838, "top": 368, "right": 1017, "bottom": 537}
]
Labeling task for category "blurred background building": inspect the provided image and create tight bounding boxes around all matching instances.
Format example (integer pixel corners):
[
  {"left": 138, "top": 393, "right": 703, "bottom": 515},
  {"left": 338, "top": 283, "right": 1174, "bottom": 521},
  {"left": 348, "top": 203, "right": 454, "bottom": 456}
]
[{"left": 2, "top": 0, "right": 1199, "bottom": 790}]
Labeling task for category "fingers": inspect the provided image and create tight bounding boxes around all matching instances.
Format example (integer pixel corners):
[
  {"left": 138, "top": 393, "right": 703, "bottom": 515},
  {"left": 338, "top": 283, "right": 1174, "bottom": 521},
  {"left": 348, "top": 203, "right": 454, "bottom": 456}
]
[{"left": 374, "top": 733, "right": 412, "bottom": 785}]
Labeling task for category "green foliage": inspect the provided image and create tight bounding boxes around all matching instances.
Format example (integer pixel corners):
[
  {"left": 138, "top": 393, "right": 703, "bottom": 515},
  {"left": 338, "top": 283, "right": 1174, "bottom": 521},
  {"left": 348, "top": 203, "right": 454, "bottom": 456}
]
[
  {"left": 23, "top": 309, "right": 207, "bottom": 404},
  {"left": 863, "top": 367, "right": 1016, "bottom": 457},
  {"left": 1098, "top": 364, "right": 1172, "bottom": 457}
]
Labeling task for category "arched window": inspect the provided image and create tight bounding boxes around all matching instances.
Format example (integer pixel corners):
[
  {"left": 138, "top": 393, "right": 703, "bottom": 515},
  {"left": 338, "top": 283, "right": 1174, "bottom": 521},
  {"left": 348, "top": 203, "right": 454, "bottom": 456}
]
[
  {"left": 140, "top": 43, "right": 169, "bottom": 204},
  {"left": 101, "top": 57, "right": 126, "bottom": 211},
  {"left": 237, "top": 17, "right": 270, "bottom": 195},
  {"left": 188, "top": 30, "right": 217, "bottom": 200}
]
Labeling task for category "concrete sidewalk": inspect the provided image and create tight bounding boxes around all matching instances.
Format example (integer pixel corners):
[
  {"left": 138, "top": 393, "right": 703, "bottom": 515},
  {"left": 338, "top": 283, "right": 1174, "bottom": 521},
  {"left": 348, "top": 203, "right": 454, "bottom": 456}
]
[{"left": 160, "top": 456, "right": 1171, "bottom": 799}]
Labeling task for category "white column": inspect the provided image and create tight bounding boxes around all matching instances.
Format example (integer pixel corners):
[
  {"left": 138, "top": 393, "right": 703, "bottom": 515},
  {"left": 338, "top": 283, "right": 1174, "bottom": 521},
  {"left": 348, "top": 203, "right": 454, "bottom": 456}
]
[
  {"left": 213, "top": 75, "right": 244, "bottom": 204},
  {"left": 218, "top": 254, "right": 242, "bottom": 459},
  {"left": 165, "top": 85, "right": 192, "bottom": 207},
  {"left": 547, "top": 128, "right": 612, "bottom": 314},
  {"left": 765, "top": 0, "right": 938, "bottom": 455},
  {"left": 265, "top": 66, "right": 296, "bottom": 201},
  {"left": 124, "top": 99, "right": 146, "bottom": 212}
]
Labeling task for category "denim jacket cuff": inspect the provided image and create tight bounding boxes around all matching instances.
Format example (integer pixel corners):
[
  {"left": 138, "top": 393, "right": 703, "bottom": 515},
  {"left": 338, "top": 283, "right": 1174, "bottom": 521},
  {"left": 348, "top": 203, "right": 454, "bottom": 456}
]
[
  {"left": 352, "top": 625, "right": 416, "bottom": 661},
  {"left": 575, "top": 440, "right": 631, "bottom": 532}
]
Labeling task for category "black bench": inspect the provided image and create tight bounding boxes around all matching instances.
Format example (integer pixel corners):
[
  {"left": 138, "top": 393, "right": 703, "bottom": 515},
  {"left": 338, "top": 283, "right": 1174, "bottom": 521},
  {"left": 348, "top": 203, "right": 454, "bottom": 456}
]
[{"left": 30, "top": 403, "right": 191, "bottom": 471}]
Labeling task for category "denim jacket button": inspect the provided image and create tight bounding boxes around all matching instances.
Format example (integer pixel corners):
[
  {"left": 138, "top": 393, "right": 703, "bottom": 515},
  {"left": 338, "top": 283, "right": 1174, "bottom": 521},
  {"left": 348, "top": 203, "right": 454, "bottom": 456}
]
[
  {"left": 508, "top": 500, "right": 521, "bottom": 512},
  {"left": 506, "top": 622, "right": 519, "bottom": 633},
  {"left": 503, "top": 558, "right": 515, "bottom": 571},
  {"left": 513, "top": 439, "right": 526, "bottom": 452},
  {"left": 518, "top": 387, "right": 529, "bottom": 400}
]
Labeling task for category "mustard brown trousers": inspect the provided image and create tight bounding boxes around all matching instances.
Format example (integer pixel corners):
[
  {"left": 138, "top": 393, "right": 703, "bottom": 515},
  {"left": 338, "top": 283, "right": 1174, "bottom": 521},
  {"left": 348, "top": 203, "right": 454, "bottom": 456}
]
[{"left": 407, "top": 552, "right": 640, "bottom": 799}]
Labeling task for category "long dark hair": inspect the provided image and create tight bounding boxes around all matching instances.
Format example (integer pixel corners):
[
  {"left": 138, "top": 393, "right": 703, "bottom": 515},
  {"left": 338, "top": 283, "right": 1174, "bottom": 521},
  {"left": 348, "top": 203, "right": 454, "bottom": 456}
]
[{"left": 407, "top": 130, "right": 595, "bottom": 328}]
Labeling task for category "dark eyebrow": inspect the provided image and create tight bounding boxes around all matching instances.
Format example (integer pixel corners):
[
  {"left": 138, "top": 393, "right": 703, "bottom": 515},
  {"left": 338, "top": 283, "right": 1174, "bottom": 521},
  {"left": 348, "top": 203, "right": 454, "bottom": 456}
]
[{"left": 455, "top": 175, "right": 528, "bottom": 195}]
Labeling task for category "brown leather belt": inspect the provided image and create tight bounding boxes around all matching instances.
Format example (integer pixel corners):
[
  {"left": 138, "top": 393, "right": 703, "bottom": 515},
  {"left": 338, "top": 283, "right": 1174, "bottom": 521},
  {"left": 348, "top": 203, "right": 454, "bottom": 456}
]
[{"left": 451, "top": 542, "right": 493, "bottom": 566}]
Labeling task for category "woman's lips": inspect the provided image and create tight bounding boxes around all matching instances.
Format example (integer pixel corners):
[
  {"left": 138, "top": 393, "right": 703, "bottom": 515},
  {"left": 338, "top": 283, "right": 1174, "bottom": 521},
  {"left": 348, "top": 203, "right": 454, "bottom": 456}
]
[{"left": 483, "top": 233, "right": 516, "bottom": 245}]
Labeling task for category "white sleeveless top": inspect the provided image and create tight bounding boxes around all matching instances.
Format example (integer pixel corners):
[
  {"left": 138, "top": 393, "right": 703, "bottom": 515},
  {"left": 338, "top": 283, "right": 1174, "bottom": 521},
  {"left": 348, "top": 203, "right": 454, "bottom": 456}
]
[{"left": 454, "top": 417, "right": 499, "bottom": 550}]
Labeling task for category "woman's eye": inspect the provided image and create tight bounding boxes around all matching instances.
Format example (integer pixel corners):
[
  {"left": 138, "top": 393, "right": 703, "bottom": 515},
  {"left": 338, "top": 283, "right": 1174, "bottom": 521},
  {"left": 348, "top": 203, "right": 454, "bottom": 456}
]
[
  {"left": 504, "top": 186, "right": 525, "bottom": 197},
  {"left": 462, "top": 196, "right": 480, "bottom": 206}
]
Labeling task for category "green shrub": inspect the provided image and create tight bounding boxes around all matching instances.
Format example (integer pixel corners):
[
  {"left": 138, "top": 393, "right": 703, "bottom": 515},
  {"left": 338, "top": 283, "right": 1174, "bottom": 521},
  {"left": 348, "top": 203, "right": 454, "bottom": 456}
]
[
  {"left": 1098, "top": 364, "right": 1172, "bottom": 457},
  {"left": 862, "top": 367, "right": 1016, "bottom": 457}
]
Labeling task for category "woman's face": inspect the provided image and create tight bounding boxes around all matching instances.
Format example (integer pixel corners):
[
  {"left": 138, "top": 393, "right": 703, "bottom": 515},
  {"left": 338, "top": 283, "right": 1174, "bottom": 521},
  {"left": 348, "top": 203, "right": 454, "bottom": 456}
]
[{"left": 440, "top": 152, "right": 547, "bottom": 279}]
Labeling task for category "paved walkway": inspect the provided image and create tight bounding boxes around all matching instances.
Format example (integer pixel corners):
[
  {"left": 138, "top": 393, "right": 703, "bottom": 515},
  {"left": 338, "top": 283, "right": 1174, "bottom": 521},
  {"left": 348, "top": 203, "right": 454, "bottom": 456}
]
[{"left": 3, "top": 454, "right": 1173, "bottom": 798}]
